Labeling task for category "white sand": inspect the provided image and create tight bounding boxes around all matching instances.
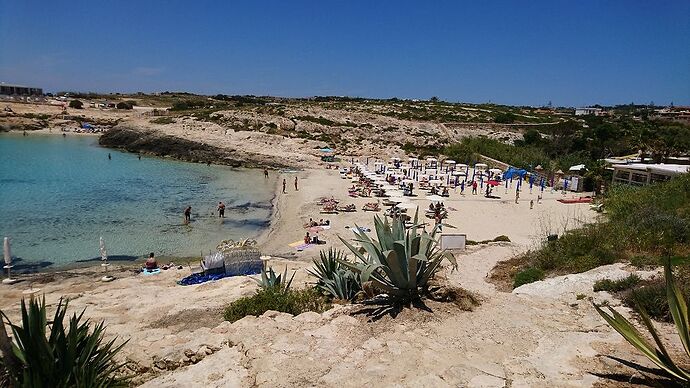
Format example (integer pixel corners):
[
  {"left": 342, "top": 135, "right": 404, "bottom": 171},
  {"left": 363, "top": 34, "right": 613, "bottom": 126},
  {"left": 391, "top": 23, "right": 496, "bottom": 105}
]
[{"left": 0, "top": 165, "right": 668, "bottom": 386}]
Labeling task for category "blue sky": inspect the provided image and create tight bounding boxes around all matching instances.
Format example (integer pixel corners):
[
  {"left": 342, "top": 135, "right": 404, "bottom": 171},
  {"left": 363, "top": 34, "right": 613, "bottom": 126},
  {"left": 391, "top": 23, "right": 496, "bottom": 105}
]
[{"left": 1, "top": 1, "right": 689, "bottom": 107}]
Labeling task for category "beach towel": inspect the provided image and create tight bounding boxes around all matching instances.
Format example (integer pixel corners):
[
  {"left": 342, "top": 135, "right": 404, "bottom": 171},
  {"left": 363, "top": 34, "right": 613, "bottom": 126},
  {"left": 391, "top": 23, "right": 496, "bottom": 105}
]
[
  {"left": 142, "top": 268, "right": 161, "bottom": 276},
  {"left": 288, "top": 240, "right": 305, "bottom": 247},
  {"left": 309, "top": 226, "right": 324, "bottom": 233},
  {"left": 296, "top": 243, "right": 314, "bottom": 251},
  {"left": 177, "top": 272, "right": 229, "bottom": 286}
]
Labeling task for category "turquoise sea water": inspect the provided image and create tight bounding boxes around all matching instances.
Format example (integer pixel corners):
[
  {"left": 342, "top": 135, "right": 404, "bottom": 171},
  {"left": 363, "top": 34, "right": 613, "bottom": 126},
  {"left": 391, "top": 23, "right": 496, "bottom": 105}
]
[{"left": 0, "top": 134, "right": 274, "bottom": 271}]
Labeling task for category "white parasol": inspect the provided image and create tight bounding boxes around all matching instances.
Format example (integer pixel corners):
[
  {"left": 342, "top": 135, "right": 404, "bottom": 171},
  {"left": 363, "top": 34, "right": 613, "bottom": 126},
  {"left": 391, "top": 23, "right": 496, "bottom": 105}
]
[
  {"left": 3, "top": 237, "right": 18, "bottom": 284},
  {"left": 99, "top": 237, "right": 114, "bottom": 282}
]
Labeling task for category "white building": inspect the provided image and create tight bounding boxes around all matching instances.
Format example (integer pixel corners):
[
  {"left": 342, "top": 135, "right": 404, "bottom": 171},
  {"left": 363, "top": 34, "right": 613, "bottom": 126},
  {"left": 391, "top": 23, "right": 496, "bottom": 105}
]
[
  {"left": 575, "top": 107, "right": 603, "bottom": 116},
  {"left": 612, "top": 163, "right": 689, "bottom": 186}
]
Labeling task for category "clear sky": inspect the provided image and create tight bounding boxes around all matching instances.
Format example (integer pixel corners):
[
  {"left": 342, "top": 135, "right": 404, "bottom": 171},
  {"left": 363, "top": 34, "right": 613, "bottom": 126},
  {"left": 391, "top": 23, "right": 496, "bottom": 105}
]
[{"left": 1, "top": 0, "right": 689, "bottom": 107}]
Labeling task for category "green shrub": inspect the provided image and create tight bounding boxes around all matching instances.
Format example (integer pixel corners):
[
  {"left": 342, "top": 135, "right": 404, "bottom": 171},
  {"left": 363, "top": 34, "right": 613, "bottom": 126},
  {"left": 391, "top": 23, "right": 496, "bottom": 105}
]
[
  {"left": 223, "top": 288, "right": 330, "bottom": 323},
  {"left": 0, "top": 297, "right": 129, "bottom": 387},
  {"left": 630, "top": 255, "right": 658, "bottom": 268},
  {"left": 68, "top": 99, "right": 83, "bottom": 109},
  {"left": 624, "top": 282, "right": 671, "bottom": 322},
  {"left": 494, "top": 112, "right": 516, "bottom": 124},
  {"left": 593, "top": 274, "right": 641, "bottom": 292},
  {"left": 513, "top": 267, "right": 544, "bottom": 288},
  {"left": 116, "top": 101, "right": 133, "bottom": 110}
]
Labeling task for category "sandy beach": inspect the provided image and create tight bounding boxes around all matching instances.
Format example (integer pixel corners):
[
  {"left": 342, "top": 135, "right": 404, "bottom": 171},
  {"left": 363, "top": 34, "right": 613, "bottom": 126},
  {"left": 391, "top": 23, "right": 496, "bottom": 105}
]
[{"left": 0, "top": 160, "right": 666, "bottom": 387}]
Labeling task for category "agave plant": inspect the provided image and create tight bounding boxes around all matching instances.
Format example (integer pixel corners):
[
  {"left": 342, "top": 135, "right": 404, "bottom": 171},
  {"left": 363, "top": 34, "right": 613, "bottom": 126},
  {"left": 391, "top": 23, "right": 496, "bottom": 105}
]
[
  {"left": 254, "top": 266, "right": 295, "bottom": 293},
  {"left": 308, "top": 249, "right": 361, "bottom": 301},
  {"left": 338, "top": 209, "right": 457, "bottom": 302},
  {"left": 594, "top": 258, "right": 690, "bottom": 383},
  {"left": 0, "top": 297, "right": 129, "bottom": 388}
]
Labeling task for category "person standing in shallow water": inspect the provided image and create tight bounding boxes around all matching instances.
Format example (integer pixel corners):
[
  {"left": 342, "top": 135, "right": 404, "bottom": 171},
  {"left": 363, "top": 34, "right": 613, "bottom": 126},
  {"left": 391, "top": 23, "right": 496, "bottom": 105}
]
[
  {"left": 217, "top": 201, "right": 225, "bottom": 218},
  {"left": 264, "top": 168, "right": 269, "bottom": 179},
  {"left": 282, "top": 179, "right": 286, "bottom": 193},
  {"left": 294, "top": 176, "right": 298, "bottom": 191},
  {"left": 184, "top": 206, "right": 192, "bottom": 224},
  {"left": 108, "top": 153, "right": 111, "bottom": 160}
]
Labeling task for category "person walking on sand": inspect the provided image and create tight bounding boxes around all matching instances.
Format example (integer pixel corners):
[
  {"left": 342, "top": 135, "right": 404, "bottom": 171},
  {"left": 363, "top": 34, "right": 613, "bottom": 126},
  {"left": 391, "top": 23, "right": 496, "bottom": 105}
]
[
  {"left": 217, "top": 201, "right": 225, "bottom": 218},
  {"left": 184, "top": 206, "right": 192, "bottom": 224},
  {"left": 530, "top": 199, "right": 534, "bottom": 209},
  {"left": 282, "top": 179, "right": 286, "bottom": 193},
  {"left": 515, "top": 189, "right": 520, "bottom": 204},
  {"left": 264, "top": 168, "right": 269, "bottom": 179},
  {"left": 472, "top": 180, "right": 478, "bottom": 195},
  {"left": 294, "top": 176, "right": 298, "bottom": 191}
]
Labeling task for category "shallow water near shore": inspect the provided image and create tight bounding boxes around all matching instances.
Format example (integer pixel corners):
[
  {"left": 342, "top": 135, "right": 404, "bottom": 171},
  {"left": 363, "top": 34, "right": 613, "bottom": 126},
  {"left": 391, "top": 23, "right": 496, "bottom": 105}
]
[{"left": 0, "top": 133, "right": 274, "bottom": 271}]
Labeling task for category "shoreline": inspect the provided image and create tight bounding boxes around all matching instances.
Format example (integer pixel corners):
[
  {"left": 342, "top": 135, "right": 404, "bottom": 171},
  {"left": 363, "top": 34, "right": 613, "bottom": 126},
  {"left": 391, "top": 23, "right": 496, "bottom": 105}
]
[{"left": 1, "top": 132, "right": 281, "bottom": 277}]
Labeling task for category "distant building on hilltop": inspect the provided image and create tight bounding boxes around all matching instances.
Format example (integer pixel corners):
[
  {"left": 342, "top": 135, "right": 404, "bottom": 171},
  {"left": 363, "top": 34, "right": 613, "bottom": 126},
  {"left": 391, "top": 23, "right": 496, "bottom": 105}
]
[
  {"left": 651, "top": 106, "right": 690, "bottom": 125},
  {"left": 575, "top": 107, "right": 603, "bottom": 116},
  {"left": 0, "top": 83, "right": 43, "bottom": 96}
]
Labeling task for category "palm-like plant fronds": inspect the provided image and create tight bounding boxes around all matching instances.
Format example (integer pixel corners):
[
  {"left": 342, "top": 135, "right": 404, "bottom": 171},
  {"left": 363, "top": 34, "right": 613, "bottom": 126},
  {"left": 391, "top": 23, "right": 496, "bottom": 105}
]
[
  {"left": 594, "top": 258, "right": 690, "bottom": 383},
  {"left": 0, "top": 297, "right": 129, "bottom": 388},
  {"left": 338, "top": 209, "right": 457, "bottom": 301},
  {"left": 254, "top": 266, "right": 295, "bottom": 293},
  {"left": 308, "top": 249, "right": 361, "bottom": 301}
]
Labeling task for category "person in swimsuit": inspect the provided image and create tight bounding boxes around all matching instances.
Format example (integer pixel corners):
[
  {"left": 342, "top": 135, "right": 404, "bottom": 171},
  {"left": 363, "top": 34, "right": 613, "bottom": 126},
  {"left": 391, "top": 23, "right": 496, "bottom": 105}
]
[
  {"left": 282, "top": 179, "right": 286, "bottom": 193},
  {"left": 217, "top": 201, "right": 225, "bottom": 218},
  {"left": 184, "top": 206, "right": 192, "bottom": 223},
  {"left": 145, "top": 252, "right": 158, "bottom": 270},
  {"left": 264, "top": 168, "right": 269, "bottom": 179}
]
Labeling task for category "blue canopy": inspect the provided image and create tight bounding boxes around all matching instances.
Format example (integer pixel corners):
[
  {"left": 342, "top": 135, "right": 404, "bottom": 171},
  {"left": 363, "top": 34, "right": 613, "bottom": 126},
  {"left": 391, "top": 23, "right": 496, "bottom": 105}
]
[
  {"left": 502, "top": 167, "right": 527, "bottom": 180},
  {"left": 319, "top": 147, "right": 333, "bottom": 153},
  {"left": 82, "top": 123, "right": 93, "bottom": 129}
]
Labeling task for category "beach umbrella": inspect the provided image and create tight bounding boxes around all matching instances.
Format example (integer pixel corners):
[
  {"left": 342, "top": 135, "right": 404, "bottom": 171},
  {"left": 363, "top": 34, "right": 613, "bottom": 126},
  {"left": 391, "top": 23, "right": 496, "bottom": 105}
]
[
  {"left": 99, "top": 237, "right": 114, "bottom": 282},
  {"left": 4, "top": 237, "right": 11, "bottom": 266},
  {"left": 100, "top": 236, "right": 108, "bottom": 262},
  {"left": 3, "top": 237, "right": 18, "bottom": 284}
]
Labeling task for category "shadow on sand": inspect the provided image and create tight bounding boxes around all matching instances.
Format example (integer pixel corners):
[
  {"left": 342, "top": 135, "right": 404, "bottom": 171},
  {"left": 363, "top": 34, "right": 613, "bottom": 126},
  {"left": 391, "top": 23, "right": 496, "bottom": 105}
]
[
  {"left": 351, "top": 297, "right": 433, "bottom": 322},
  {"left": 590, "top": 355, "right": 682, "bottom": 387}
]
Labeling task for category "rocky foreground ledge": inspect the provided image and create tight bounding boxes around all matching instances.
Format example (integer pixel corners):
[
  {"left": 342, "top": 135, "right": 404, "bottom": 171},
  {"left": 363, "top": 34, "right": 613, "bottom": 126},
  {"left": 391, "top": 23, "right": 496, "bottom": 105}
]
[{"left": 99, "top": 126, "right": 294, "bottom": 169}]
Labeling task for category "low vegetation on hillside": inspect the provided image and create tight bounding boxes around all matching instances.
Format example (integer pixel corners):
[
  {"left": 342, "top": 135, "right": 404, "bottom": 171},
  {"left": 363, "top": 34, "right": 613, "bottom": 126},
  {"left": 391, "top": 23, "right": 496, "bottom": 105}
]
[{"left": 497, "top": 174, "right": 690, "bottom": 297}]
